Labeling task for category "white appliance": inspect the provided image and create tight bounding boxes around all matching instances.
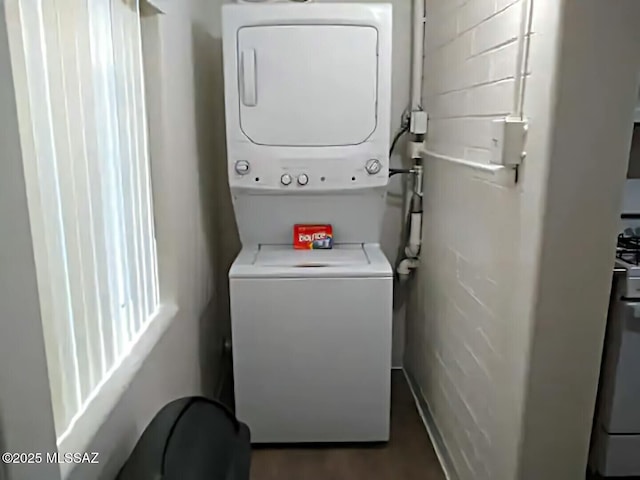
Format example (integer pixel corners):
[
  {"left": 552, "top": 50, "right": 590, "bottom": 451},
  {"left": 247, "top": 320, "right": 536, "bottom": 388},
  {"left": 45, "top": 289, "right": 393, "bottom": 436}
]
[
  {"left": 590, "top": 230, "right": 640, "bottom": 476},
  {"left": 222, "top": 2, "right": 393, "bottom": 443}
]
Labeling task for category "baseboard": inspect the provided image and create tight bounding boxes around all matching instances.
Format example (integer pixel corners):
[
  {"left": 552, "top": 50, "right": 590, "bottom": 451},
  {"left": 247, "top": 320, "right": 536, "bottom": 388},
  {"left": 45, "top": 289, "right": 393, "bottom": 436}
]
[
  {"left": 391, "top": 366, "right": 403, "bottom": 371},
  {"left": 402, "top": 368, "right": 459, "bottom": 480}
]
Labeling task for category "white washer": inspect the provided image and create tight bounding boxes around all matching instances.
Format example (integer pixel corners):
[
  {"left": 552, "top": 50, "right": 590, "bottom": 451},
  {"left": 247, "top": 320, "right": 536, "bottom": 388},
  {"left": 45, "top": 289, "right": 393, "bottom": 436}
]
[
  {"left": 222, "top": 2, "right": 393, "bottom": 443},
  {"left": 230, "top": 245, "right": 392, "bottom": 443}
]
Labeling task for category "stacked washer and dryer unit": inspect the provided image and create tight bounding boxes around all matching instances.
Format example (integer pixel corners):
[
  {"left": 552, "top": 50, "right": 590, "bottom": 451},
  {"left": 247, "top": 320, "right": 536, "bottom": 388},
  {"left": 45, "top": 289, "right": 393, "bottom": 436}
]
[{"left": 222, "top": 1, "right": 393, "bottom": 443}]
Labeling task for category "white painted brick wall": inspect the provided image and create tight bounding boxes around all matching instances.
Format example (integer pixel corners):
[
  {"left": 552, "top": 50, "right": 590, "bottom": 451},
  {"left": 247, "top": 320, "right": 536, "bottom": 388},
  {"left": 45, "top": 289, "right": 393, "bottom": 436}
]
[{"left": 407, "top": 1, "right": 528, "bottom": 479}]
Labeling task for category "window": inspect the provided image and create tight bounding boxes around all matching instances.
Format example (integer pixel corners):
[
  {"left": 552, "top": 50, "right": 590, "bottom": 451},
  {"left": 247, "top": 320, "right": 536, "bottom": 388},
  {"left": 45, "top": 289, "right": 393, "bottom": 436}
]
[{"left": 6, "top": 0, "right": 159, "bottom": 445}]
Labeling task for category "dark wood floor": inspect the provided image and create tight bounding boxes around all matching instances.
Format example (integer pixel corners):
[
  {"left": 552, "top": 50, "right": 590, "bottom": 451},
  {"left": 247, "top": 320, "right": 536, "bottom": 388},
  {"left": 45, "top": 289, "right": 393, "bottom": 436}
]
[
  {"left": 250, "top": 371, "right": 446, "bottom": 480},
  {"left": 587, "top": 473, "right": 640, "bottom": 479}
]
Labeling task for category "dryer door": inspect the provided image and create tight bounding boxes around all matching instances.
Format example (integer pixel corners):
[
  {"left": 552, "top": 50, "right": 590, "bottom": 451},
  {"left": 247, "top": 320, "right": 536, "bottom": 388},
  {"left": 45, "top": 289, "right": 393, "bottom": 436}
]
[{"left": 237, "top": 25, "right": 378, "bottom": 147}]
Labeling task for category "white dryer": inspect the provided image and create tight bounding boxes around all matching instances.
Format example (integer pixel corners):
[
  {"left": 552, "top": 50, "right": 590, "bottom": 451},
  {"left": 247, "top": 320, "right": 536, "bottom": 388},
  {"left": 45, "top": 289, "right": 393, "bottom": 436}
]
[{"left": 222, "top": 2, "right": 393, "bottom": 443}]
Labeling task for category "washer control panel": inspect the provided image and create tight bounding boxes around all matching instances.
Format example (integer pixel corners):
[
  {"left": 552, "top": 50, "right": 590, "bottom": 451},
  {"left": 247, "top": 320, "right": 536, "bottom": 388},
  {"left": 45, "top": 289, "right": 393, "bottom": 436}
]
[{"left": 230, "top": 155, "right": 389, "bottom": 191}]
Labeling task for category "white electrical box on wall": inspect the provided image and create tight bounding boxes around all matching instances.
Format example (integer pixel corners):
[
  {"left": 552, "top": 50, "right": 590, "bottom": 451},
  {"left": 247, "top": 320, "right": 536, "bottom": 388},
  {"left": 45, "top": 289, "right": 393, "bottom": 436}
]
[
  {"left": 490, "top": 116, "right": 528, "bottom": 166},
  {"left": 410, "top": 110, "right": 428, "bottom": 135}
]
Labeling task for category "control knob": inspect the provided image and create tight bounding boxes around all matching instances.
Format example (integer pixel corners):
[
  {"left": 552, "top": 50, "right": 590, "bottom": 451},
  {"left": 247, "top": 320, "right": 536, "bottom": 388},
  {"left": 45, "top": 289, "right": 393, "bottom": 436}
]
[
  {"left": 281, "top": 174, "right": 293, "bottom": 186},
  {"left": 235, "top": 160, "right": 250, "bottom": 175},
  {"left": 365, "top": 159, "right": 382, "bottom": 175}
]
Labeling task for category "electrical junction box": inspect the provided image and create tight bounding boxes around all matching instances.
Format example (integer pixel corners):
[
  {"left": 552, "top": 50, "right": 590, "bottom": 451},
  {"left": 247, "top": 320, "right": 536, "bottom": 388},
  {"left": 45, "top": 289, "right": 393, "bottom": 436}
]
[
  {"left": 490, "top": 116, "right": 528, "bottom": 166},
  {"left": 409, "top": 110, "right": 429, "bottom": 135},
  {"left": 410, "top": 110, "right": 428, "bottom": 135}
]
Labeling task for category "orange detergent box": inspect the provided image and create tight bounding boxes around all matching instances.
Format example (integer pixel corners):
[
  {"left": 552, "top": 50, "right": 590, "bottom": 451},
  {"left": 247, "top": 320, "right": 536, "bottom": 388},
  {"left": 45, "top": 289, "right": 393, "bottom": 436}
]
[{"left": 293, "top": 224, "right": 333, "bottom": 250}]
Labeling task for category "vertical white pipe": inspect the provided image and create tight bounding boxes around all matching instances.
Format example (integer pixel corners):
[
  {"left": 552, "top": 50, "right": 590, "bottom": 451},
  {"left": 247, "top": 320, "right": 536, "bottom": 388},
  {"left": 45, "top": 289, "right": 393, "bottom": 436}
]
[
  {"left": 407, "top": 212, "right": 422, "bottom": 257},
  {"left": 513, "top": 0, "right": 534, "bottom": 119},
  {"left": 410, "top": 0, "right": 425, "bottom": 111}
]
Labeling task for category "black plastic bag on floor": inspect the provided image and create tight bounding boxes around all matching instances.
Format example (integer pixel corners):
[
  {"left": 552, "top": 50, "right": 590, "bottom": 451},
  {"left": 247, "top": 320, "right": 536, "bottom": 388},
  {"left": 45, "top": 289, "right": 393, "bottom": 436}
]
[{"left": 117, "top": 397, "right": 251, "bottom": 480}]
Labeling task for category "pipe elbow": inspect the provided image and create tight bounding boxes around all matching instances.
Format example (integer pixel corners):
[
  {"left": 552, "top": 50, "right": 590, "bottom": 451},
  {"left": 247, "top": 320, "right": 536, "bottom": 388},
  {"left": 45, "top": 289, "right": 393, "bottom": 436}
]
[{"left": 397, "top": 258, "right": 420, "bottom": 279}]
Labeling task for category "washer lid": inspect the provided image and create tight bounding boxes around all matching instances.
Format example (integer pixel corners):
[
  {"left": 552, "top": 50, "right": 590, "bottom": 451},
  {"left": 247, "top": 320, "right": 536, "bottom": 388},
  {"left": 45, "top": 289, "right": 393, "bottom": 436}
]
[
  {"left": 230, "top": 244, "right": 392, "bottom": 279},
  {"left": 254, "top": 244, "right": 369, "bottom": 268}
]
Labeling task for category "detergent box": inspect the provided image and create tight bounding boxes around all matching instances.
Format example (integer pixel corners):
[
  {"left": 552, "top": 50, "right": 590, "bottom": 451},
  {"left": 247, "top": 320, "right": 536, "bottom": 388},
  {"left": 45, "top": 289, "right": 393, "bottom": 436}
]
[{"left": 293, "top": 224, "right": 333, "bottom": 250}]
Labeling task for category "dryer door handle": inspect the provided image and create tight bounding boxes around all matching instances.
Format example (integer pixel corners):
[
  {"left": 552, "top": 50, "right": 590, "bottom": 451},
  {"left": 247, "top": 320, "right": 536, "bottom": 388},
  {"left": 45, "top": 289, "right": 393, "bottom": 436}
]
[{"left": 241, "top": 49, "right": 257, "bottom": 107}]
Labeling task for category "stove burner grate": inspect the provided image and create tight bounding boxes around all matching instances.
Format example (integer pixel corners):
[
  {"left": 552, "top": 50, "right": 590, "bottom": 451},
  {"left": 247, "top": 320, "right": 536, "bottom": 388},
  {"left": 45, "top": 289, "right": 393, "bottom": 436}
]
[{"left": 617, "top": 233, "right": 640, "bottom": 266}]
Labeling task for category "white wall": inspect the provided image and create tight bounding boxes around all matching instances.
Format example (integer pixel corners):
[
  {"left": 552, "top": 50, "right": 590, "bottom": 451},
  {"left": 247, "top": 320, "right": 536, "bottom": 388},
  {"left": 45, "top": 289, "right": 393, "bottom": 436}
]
[
  {"left": 0, "top": 3, "right": 61, "bottom": 478},
  {"left": 406, "top": 1, "right": 528, "bottom": 478},
  {"left": 192, "top": 0, "right": 412, "bottom": 367},
  {"left": 515, "top": 2, "right": 640, "bottom": 478},
  {"left": 406, "top": 1, "right": 640, "bottom": 479},
  {"left": 190, "top": 0, "right": 239, "bottom": 361}
]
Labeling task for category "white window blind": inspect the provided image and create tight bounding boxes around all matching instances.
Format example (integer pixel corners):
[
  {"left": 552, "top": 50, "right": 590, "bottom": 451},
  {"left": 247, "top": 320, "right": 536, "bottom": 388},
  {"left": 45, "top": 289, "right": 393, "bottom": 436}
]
[{"left": 5, "top": 0, "right": 159, "bottom": 440}]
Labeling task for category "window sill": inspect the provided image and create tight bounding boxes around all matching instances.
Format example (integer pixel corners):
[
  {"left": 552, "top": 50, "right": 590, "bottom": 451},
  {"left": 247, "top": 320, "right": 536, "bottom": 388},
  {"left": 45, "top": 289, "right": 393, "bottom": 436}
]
[
  {"left": 141, "top": 0, "right": 169, "bottom": 15},
  {"left": 57, "top": 303, "right": 179, "bottom": 479}
]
